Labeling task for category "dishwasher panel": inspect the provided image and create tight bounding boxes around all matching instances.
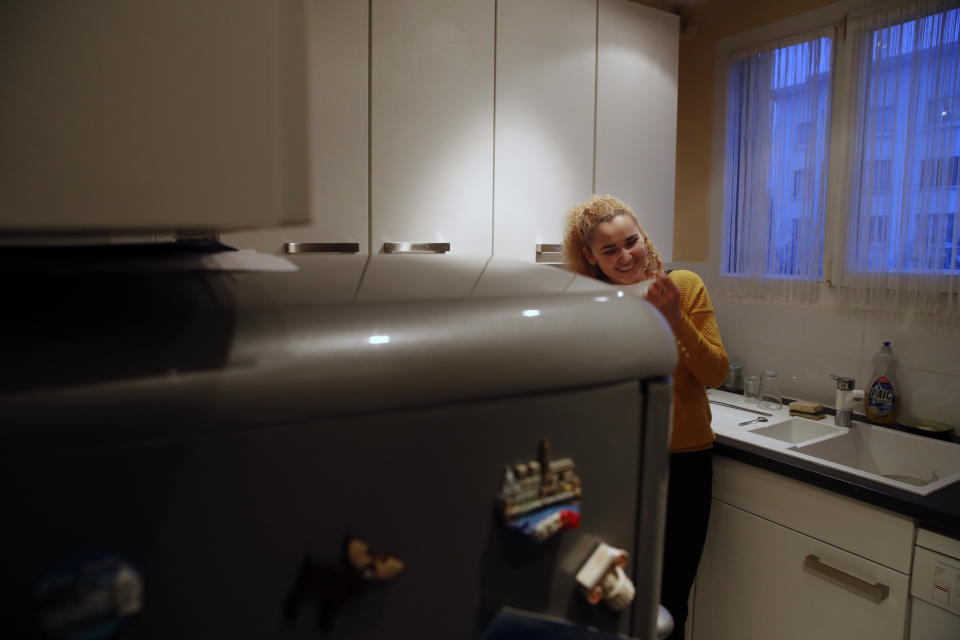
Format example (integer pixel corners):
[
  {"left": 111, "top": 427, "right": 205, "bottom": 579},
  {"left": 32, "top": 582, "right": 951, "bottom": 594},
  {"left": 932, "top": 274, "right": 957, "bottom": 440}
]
[{"left": 910, "top": 529, "right": 960, "bottom": 639}]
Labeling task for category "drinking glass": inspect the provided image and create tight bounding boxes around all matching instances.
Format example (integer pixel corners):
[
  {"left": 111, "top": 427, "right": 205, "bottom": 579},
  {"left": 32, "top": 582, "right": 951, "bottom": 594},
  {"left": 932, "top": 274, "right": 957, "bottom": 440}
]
[
  {"left": 724, "top": 363, "right": 744, "bottom": 391},
  {"left": 743, "top": 376, "right": 761, "bottom": 404},
  {"left": 759, "top": 370, "right": 782, "bottom": 410}
]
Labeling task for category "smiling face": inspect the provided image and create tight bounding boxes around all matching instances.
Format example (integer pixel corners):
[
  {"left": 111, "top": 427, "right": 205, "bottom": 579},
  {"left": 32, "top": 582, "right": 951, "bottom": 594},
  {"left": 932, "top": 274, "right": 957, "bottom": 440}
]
[{"left": 583, "top": 214, "right": 652, "bottom": 285}]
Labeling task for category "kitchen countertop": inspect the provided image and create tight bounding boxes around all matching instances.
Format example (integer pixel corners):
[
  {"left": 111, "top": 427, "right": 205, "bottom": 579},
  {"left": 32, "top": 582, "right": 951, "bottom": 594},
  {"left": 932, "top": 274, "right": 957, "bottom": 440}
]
[{"left": 707, "top": 389, "right": 960, "bottom": 540}]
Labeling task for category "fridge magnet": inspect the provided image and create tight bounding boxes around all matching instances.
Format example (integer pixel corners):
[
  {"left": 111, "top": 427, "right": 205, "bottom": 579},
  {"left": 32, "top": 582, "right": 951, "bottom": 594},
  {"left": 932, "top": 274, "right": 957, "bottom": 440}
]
[
  {"left": 283, "top": 537, "right": 404, "bottom": 632},
  {"left": 497, "top": 439, "right": 582, "bottom": 543},
  {"left": 35, "top": 550, "right": 144, "bottom": 640},
  {"left": 575, "top": 542, "right": 635, "bottom": 611},
  {"left": 345, "top": 538, "right": 405, "bottom": 581}
]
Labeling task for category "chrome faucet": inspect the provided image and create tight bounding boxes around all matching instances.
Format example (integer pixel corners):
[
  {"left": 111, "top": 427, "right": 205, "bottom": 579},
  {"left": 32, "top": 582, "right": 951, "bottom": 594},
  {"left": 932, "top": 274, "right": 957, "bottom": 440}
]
[{"left": 829, "top": 375, "right": 865, "bottom": 427}]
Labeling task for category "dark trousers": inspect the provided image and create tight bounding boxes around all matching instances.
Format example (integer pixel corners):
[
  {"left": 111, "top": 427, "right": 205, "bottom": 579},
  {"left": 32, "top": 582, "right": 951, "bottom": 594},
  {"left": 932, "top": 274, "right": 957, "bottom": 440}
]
[{"left": 659, "top": 448, "right": 713, "bottom": 640}]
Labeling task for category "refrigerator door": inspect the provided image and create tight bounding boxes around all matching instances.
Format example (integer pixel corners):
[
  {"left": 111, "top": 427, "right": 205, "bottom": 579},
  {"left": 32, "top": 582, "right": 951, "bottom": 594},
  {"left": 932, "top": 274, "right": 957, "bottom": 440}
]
[
  {"left": 0, "top": 379, "right": 670, "bottom": 638},
  {"left": 0, "top": 255, "right": 675, "bottom": 639}
]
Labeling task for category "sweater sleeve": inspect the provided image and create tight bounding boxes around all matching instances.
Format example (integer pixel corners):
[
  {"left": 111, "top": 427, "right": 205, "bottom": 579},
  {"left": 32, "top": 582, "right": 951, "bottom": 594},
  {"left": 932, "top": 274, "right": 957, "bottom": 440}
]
[{"left": 668, "top": 270, "right": 729, "bottom": 388}]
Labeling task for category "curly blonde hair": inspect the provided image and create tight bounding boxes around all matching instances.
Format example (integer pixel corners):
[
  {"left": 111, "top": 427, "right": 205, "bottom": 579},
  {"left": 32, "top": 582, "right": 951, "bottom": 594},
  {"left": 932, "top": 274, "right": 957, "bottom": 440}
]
[{"left": 562, "top": 194, "right": 663, "bottom": 280}]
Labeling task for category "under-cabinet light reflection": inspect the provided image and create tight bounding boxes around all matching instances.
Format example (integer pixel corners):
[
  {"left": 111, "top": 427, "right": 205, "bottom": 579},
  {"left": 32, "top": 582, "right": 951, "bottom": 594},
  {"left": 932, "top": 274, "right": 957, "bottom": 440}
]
[
  {"left": 617, "top": 291, "right": 624, "bottom": 298},
  {"left": 593, "top": 296, "right": 609, "bottom": 302},
  {"left": 368, "top": 335, "right": 390, "bottom": 345},
  {"left": 522, "top": 309, "right": 540, "bottom": 317}
]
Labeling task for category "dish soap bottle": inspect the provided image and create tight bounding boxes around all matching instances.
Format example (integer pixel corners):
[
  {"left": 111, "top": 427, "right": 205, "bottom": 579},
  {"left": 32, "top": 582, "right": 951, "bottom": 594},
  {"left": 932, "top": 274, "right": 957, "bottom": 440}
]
[{"left": 866, "top": 341, "right": 899, "bottom": 424}]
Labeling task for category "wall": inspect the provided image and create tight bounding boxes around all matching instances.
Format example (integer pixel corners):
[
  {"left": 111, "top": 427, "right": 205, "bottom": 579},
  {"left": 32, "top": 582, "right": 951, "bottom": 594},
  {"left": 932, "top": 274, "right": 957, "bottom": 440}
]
[
  {"left": 710, "top": 296, "right": 960, "bottom": 428},
  {"left": 669, "top": 0, "right": 960, "bottom": 429}
]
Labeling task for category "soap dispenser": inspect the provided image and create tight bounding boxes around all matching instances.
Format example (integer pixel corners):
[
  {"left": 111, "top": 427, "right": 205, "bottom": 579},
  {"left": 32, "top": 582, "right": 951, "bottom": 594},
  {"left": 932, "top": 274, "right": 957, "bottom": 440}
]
[{"left": 866, "top": 341, "right": 899, "bottom": 425}]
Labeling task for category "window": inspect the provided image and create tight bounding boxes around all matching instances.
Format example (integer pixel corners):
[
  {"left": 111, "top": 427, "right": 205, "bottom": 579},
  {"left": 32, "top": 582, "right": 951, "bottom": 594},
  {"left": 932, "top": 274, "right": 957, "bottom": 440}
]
[
  {"left": 793, "top": 168, "right": 816, "bottom": 198},
  {"left": 839, "top": 3, "right": 960, "bottom": 314},
  {"left": 719, "top": 0, "right": 960, "bottom": 315},
  {"left": 721, "top": 33, "right": 833, "bottom": 300},
  {"left": 867, "top": 159, "right": 893, "bottom": 192},
  {"left": 918, "top": 156, "right": 960, "bottom": 188},
  {"left": 926, "top": 95, "right": 960, "bottom": 126}
]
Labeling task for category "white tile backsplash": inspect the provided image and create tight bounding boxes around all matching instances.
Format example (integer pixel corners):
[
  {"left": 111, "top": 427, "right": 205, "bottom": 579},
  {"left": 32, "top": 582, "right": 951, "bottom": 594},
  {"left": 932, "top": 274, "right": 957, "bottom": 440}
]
[
  {"left": 861, "top": 313, "right": 960, "bottom": 377},
  {"left": 876, "top": 365, "right": 960, "bottom": 425},
  {"left": 713, "top": 298, "right": 865, "bottom": 362},
  {"left": 710, "top": 295, "right": 959, "bottom": 429},
  {"left": 666, "top": 261, "right": 960, "bottom": 428},
  {"left": 724, "top": 337, "right": 861, "bottom": 409}
]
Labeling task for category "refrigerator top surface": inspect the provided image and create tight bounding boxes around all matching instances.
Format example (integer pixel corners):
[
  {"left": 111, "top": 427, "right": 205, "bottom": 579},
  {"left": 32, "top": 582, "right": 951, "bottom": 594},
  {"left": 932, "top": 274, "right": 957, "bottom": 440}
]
[{"left": 0, "top": 251, "right": 677, "bottom": 448}]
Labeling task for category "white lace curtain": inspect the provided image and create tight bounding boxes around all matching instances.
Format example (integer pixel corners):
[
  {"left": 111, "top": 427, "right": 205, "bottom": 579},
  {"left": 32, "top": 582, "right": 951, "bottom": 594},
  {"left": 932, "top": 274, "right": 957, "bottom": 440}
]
[
  {"left": 720, "top": 27, "right": 837, "bottom": 302},
  {"left": 834, "top": 0, "right": 960, "bottom": 317}
]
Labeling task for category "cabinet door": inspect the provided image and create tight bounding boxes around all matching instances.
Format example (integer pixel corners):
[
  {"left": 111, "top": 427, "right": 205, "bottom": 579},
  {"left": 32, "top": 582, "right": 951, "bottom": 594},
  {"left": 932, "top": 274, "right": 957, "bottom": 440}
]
[
  {"left": 692, "top": 500, "right": 909, "bottom": 640},
  {"left": 0, "top": 0, "right": 311, "bottom": 233},
  {"left": 370, "top": 0, "right": 495, "bottom": 256},
  {"left": 222, "top": 0, "right": 369, "bottom": 254},
  {"left": 492, "top": 0, "right": 596, "bottom": 263},
  {"left": 711, "top": 455, "right": 914, "bottom": 573},
  {"left": 595, "top": 0, "right": 678, "bottom": 262}
]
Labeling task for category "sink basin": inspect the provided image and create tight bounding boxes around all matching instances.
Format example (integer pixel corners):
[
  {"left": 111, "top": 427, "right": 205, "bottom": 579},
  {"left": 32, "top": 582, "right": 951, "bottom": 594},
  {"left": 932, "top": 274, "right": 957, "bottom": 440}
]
[
  {"left": 706, "top": 390, "right": 960, "bottom": 495},
  {"left": 749, "top": 418, "right": 846, "bottom": 444},
  {"left": 788, "top": 421, "right": 960, "bottom": 495}
]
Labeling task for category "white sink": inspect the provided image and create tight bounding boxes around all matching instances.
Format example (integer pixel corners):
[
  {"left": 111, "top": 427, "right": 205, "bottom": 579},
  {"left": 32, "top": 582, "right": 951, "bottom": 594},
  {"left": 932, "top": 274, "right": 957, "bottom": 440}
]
[
  {"left": 748, "top": 418, "right": 846, "bottom": 444},
  {"left": 787, "top": 421, "right": 960, "bottom": 495},
  {"left": 707, "top": 391, "right": 960, "bottom": 495}
]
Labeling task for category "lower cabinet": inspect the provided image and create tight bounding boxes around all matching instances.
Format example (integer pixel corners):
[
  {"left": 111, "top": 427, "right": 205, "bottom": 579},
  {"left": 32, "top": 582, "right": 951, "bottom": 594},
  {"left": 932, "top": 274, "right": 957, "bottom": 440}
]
[{"left": 691, "top": 457, "right": 913, "bottom": 640}]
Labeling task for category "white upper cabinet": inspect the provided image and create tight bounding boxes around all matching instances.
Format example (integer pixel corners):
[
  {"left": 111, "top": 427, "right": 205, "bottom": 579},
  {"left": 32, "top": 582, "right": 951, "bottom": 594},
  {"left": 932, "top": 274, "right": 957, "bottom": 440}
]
[
  {"left": 223, "top": 0, "right": 369, "bottom": 254},
  {"left": 370, "top": 0, "right": 495, "bottom": 256},
  {"left": 493, "top": 0, "right": 597, "bottom": 263},
  {"left": 596, "top": 0, "right": 679, "bottom": 262},
  {"left": 0, "top": 0, "right": 311, "bottom": 234},
  {"left": 1, "top": 0, "right": 678, "bottom": 254}
]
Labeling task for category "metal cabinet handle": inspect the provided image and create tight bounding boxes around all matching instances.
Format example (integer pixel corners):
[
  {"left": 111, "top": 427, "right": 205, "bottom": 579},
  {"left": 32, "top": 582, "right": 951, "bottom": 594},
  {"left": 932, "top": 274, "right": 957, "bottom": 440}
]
[
  {"left": 382, "top": 242, "right": 450, "bottom": 254},
  {"left": 283, "top": 242, "right": 359, "bottom": 254},
  {"left": 803, "top": 555, "right": 889, "bottom": 603},
  {"left": 535, "top": 243, "right": 564, "bottom": 264}
]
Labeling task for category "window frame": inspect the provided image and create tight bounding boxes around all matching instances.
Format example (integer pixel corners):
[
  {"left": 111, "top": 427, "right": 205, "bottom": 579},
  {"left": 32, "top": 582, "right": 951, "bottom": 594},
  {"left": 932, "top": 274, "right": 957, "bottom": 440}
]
[
  {"left": 719, "top": 31, "right": 836, "bottom": 292},
  {"left": 709, "top": 0, "right": 960, "bottom": 304}
]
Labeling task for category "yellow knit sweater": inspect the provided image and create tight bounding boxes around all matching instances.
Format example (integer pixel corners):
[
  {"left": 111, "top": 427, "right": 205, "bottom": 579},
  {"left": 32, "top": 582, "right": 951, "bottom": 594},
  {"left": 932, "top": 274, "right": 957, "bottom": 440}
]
[{"left": 667, "top": 270, "right": 730, "bottom": 453}]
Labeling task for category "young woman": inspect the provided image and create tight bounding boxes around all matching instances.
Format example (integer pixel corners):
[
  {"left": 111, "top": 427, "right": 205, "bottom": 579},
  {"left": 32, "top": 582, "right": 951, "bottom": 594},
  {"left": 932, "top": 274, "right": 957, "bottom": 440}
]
[{"left": 563, "top": 194, "right": 729, "bottom": 639}]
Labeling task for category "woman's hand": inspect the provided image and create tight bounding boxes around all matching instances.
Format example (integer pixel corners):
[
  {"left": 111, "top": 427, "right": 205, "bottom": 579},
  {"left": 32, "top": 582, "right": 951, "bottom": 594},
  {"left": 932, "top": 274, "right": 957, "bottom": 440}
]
[{"left": 644, "top": 272, "right": 682, "bottom": 329}]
